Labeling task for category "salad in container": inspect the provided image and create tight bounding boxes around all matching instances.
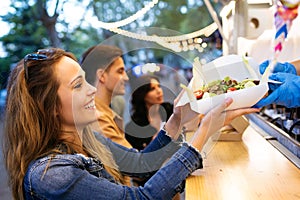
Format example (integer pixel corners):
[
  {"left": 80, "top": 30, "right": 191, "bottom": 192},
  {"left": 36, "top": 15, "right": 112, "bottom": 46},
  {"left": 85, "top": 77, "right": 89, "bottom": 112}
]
[{"left": 176, "top": 54, "right": 269, "bottom": 114}]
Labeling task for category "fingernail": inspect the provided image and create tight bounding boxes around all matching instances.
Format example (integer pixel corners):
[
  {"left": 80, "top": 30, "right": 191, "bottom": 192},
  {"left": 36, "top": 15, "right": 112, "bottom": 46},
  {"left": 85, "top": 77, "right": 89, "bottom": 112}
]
[
  {"left": 225, "top": 97, "right": 230, "bottom": 102},
  {"left": 225, "top": 97, "right": 232, "bottom": 104}
]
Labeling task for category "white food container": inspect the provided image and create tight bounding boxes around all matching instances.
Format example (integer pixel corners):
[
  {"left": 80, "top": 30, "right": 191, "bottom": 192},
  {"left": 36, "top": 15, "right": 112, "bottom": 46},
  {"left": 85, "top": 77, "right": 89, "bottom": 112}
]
[{"left": 176, "top": 55, "right": 269, "bottom": 114}]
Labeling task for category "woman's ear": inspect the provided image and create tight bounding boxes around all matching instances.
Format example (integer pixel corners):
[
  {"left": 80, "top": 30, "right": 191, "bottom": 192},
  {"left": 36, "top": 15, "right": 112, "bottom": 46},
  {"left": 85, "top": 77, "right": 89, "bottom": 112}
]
[{"left": 96, "top": 69, "right": 105, "bottom": 83}]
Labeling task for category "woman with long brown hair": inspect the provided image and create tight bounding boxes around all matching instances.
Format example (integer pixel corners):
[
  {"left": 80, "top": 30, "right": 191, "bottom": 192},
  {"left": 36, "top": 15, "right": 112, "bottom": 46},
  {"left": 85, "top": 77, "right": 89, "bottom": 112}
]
[{"left": 3, "top": 48, "right": 259, "bottom": 199}]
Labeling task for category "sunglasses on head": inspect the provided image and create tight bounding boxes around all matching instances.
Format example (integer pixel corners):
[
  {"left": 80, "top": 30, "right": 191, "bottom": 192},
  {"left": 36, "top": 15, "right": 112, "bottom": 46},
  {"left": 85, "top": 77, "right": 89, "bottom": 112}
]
[{"left": 23, "top": 49, "right": 54, "bottom": 82}]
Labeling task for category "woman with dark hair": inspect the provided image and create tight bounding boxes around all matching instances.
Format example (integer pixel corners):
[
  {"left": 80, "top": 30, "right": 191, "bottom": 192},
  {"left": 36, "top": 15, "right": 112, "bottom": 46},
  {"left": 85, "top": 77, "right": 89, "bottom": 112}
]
[{"left": 125, "top": 74, "right": 173, "bottom": 151}]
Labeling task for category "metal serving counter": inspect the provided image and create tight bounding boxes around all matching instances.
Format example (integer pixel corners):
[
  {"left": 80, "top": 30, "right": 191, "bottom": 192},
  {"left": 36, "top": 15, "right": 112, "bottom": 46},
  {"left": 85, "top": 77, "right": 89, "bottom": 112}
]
[{"left": 247, "top": 114, "right": 300, "bottom": 168}]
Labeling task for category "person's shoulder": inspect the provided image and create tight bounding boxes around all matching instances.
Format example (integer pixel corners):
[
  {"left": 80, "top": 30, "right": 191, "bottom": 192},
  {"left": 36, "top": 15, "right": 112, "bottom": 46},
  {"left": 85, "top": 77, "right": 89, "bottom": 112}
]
[
  {"left": 28, "top": 154, "right": 86, "bottom": 171},
  {"left": 24, "top": 154, "right": 90, "bottom": 197},
  {"left": 24, "top": 154, "right": 87, "bottom": 186}
]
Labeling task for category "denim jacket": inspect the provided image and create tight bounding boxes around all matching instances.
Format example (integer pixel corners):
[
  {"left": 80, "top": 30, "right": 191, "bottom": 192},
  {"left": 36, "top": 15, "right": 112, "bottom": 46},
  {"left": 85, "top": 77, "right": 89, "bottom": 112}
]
[{"left": 24, "top": 130, "right": 203, "bottom": 200}]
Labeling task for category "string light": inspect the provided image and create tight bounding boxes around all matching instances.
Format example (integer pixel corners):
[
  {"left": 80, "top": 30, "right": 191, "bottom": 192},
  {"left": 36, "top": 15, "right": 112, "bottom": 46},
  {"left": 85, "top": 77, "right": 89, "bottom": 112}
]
[
  {"left": 107, "top": 23, "right": 218, "bottom": 52},
  {"left": 94, "top": 0, "right": 159, "bottom": 29},
  {"left": 107, "top": 23, "right": 217, "bottom": 42},
  {"left": 92, "top": 0, "right": 218, "bottom": 52}
]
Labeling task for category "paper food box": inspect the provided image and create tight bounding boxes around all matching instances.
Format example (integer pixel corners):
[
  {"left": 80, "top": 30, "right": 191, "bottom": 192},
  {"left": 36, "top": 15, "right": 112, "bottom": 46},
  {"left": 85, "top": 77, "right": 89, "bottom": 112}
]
[
  {"left": 177, "top": 54, "right": 269, "bottom": 114},
  {"left": 213, "top": 115, "right": 250, "bottom": 141}
]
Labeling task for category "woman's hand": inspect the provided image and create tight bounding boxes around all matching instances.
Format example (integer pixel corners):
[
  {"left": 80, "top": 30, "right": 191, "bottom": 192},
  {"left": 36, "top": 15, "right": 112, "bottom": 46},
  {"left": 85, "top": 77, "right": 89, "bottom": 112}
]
[
  {"left": 190, "top": 97, "right": 260, "bottom": 151},
  {"left": 172, "top": 89, "right": 202, "bottom": 124},
  {"left": 164, "top": 90, "right": 201, "bottom": 139}
]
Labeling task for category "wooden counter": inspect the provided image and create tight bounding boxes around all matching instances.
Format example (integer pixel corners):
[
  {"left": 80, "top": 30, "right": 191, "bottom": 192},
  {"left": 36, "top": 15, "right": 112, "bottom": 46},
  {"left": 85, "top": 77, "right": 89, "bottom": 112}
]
[{"left": 185, "top": 125, "right": 300, "bottom": 200}]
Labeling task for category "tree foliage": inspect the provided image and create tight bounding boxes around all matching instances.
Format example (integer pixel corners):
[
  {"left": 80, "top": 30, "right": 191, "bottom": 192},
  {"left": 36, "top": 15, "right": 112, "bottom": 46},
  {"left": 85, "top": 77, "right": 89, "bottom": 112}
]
[{"left": 0, "top": 0, "right": 223, "bottom": 89}]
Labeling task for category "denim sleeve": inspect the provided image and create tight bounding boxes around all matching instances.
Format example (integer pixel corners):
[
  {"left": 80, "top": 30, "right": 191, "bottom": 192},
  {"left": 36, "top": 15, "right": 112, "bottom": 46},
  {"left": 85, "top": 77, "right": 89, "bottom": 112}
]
[
  {"left": 142, "top": 143, "right": 203, "bottom": 199},
  {"left": 94, "top": 130, "right": 183, "bottom": 176},
  {"left": 24, "top": 144, "right": 202, "bottom": 200}
]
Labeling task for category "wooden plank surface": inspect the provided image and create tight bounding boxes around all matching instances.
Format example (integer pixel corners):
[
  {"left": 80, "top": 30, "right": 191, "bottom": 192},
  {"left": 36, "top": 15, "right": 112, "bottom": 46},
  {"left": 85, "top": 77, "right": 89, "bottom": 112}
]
[{"left": 185, "top": 125, "right": 300, "bottom": 200}]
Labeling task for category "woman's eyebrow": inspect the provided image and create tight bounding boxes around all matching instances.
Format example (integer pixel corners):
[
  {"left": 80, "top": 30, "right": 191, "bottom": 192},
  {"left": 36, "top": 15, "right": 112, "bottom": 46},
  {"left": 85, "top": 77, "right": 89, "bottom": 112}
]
[
  {"left": 69, "top": 70, "right": 85, "bottom": 85},
  {"left": 70, "top": 75, "right": 83, "bottom": 85}
]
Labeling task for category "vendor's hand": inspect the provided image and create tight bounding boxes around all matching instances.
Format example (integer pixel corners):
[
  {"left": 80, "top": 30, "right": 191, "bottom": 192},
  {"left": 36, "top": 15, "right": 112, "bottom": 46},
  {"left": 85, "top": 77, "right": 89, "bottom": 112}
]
[
  {"left": 190, "top": 98, "right": 260, "bottom": 151},
  {"left": 259, "top": 60, "right": 297, "bottom": 75},
  {"left": 254, "top": 73, "right": 300, "bottom": 108}
]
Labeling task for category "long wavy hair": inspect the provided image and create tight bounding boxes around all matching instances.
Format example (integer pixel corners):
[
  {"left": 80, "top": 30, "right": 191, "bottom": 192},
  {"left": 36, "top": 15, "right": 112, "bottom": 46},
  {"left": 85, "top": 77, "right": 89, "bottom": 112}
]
[{"left": 3, "top": 48, "right": 122, "bottom": 200}]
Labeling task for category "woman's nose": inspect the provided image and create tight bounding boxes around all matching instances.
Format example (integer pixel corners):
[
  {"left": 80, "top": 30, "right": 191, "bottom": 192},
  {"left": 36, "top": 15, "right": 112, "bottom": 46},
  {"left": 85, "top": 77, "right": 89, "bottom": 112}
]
[
  {"left": 123, "top": 72, "right": 129, "bottom": 81},
  {"left": 88, "top": 83, "right": 97, "bottom": 95},
  {"left": 157, "top": 87, "right": 163, "bottom": 94}
]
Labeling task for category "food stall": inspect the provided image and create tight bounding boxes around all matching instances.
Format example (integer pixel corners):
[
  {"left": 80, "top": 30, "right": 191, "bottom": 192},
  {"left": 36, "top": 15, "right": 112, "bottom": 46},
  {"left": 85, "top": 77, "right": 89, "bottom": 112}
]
[
  {"left": 184, "top": 1, "right": 300, "bottom": 198},
  {"left": 218, "top": 0, "right": 300, "bottom": 164}
]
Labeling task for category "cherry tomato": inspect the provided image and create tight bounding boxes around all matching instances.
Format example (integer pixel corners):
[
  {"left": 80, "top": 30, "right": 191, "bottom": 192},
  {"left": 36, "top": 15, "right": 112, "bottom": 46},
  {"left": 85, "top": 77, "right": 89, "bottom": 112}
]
[
  {"left": 227, "top": 87, "right": 237, "bottom": 92},
  {"left": 194, "top": 90, "right": 204, "bottom": 100}
]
